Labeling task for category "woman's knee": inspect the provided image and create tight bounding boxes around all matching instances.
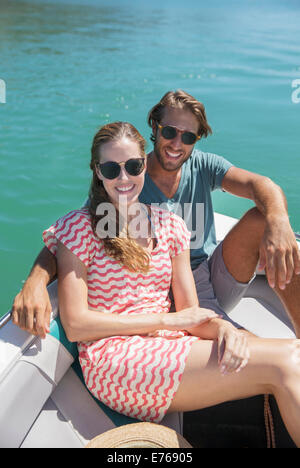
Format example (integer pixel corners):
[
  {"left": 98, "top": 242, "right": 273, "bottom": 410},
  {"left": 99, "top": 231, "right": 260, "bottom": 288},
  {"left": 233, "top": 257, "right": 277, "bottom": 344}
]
[
  {"left": 280, "top": 340, "right": 300, "bottom": 380},
  {"left": 268, "top": 340, "right": 300, "bottom": 394}
]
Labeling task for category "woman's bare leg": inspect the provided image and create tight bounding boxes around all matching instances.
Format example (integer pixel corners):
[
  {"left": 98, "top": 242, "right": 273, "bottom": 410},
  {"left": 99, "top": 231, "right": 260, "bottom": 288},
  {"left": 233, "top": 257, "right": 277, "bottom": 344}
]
[{"left": 168, "top": 338, "right": 300, "bottom": 446}]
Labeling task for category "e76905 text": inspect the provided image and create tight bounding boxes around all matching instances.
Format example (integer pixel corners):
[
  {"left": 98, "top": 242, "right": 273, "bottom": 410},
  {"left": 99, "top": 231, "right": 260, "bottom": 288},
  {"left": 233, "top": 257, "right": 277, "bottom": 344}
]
[{"left": 151, "top": 452, "right": 193, "bottom": 463}]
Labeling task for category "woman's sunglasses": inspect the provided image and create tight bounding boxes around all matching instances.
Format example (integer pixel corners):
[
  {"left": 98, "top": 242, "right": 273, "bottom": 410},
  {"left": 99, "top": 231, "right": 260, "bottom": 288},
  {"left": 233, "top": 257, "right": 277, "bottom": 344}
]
[
  {"left": 97, "top": 158, "right": 146, "bottom": 180},
  {"left": 157, "top": 123, "right": 200, "bottom": 145}
]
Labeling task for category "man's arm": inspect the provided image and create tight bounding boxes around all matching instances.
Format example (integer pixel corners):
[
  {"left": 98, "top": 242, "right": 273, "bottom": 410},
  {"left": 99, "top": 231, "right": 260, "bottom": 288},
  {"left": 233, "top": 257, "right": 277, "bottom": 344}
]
[
  {"left": 222, "top": 166, "right": 288, "bottom": 215},
  {"left": 222, "top": 166, "right": 300, "bottom": 288},
  {"left": 12, "top": 247, "right": 57, "bottom": 338}
]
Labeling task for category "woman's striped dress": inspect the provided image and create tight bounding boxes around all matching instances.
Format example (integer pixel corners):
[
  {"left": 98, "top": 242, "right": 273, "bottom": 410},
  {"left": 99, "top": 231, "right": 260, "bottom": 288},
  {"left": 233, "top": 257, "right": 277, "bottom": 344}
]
[{"left": 43, "top": 206, "right": 199, "bottom": 423}]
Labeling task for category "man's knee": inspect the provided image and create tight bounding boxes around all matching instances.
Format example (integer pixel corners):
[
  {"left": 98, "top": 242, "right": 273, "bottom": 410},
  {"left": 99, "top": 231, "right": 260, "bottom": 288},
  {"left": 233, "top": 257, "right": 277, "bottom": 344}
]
[
  {"left": 222, "top": 208, "right": 265, "bottom": 283},
  {"left": 224, "top": 207, "right": 265, "bottom": 251},
  {"left": 241, "top": 207, "right": 266, "bottom": 232}
]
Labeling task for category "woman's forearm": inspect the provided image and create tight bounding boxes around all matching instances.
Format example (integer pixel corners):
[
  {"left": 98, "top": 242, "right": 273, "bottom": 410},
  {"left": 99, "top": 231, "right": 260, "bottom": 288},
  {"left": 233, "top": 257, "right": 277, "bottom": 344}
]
[
  {"left": 62, "top": 301, "right": 222, "bottom": 343},
  {"left": 63, "top": 308, "right": 168, "bottom": 342},
  {"left": 63, "top": 305, "right": 217, "bottom": 343}
]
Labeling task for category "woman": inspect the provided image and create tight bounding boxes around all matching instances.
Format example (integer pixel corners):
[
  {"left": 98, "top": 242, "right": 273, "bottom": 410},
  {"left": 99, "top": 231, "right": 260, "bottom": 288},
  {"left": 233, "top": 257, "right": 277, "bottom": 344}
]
[{"left": 43, "top": 122, "right": 300, "bottom": 446}]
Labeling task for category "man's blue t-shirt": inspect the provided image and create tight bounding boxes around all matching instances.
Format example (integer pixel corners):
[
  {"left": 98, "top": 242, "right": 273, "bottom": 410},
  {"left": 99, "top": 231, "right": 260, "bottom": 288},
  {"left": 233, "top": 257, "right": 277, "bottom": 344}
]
[{"left": 139, "top": 149, "right": 233, "bottom": 270}]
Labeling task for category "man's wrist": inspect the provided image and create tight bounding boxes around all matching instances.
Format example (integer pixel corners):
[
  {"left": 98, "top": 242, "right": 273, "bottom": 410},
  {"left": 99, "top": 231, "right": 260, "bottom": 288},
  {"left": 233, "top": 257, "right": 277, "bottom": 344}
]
[
  {"left": 27, "top": 266, "right": 51, "bottom": 287},
  {"left": 26, "top": 248, "right": 57, "bottom": 287},
  {"left": 265, "top": 211, "right": 289, "bottom": 225}
]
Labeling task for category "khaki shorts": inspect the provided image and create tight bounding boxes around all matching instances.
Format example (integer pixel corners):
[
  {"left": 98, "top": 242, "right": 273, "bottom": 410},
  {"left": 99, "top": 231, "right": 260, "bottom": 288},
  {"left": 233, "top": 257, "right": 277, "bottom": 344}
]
[{"left": 192, "top": 241, "right": 256, "bottom": 328}]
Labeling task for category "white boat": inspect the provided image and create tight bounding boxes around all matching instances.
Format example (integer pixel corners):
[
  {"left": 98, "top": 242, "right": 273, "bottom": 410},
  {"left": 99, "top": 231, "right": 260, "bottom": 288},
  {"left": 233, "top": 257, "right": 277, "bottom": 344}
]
[{"left": 0, "top": 212, "right": 299, "bottom": 448}]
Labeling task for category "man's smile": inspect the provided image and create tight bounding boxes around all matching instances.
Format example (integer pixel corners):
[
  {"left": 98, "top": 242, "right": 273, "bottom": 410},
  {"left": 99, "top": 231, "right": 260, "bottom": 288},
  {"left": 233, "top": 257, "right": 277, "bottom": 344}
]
[{"left": 165, "top": 149, "right": 182, "bottom": 159}]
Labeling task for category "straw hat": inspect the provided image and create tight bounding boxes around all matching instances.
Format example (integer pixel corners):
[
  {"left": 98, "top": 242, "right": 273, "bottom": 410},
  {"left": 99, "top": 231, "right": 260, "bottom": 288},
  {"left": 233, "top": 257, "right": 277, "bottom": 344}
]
[{"left": 85, "top": 422, "right": 193, "bottom": 448}]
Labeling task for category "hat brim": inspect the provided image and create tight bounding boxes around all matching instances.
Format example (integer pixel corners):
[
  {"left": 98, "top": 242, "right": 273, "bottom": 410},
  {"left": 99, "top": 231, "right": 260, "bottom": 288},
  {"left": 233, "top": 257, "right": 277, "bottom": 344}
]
[{"left": 85, "top": 422, "right": 192, "bottom": 448}]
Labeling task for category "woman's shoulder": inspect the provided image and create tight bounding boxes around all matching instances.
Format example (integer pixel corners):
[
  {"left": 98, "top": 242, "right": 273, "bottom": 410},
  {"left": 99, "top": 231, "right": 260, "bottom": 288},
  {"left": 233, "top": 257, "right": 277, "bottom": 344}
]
[
  {"left": 59, "top": 207, "right": 91, "bottom": 222},
  {"left": 43, "top": 208, "right": 97, "bottom": 265},
  {"left": 53, "top": 208, "right": 93, "bottom": 232}
]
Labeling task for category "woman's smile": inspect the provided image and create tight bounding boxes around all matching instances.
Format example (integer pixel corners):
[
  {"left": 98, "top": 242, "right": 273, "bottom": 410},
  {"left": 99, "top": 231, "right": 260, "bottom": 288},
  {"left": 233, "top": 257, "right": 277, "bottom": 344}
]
[{"left": 115, "top": 184, "right": 135, "bottom": 193}]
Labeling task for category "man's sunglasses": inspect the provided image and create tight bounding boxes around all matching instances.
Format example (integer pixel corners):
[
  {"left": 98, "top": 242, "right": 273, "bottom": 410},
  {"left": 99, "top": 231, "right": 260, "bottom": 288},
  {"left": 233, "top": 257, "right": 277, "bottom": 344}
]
[
  {"left": 97, "top": 158, "right": 146, "bottom": 180},
  {"left": 157, "top": 123, "right": 200, "bottom": 145}
]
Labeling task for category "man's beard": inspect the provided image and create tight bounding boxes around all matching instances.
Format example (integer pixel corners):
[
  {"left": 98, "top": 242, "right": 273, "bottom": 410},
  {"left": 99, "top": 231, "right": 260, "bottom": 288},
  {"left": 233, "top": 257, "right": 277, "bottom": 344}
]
[{"left": 153, "top": 142, "right": 192, "bottom": 172}]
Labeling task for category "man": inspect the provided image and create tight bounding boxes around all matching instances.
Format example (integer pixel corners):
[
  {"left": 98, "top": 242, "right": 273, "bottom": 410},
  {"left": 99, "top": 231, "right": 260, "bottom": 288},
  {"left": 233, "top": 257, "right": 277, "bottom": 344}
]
[{"left": 12, "top": 90, "right": 300, "bottom": 338}]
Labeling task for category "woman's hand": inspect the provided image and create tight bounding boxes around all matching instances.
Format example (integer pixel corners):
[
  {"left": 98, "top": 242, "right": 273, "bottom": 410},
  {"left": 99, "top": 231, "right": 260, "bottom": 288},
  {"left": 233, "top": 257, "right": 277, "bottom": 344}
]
[
  {"left": 165, "top": 306, "right": 250, "bottom": 374},
  {"left": 217, "top": 322, "right": 250, "bottom": 375},
  {"left": 163, "top": 306, "right": 220, "bottom": 331}
]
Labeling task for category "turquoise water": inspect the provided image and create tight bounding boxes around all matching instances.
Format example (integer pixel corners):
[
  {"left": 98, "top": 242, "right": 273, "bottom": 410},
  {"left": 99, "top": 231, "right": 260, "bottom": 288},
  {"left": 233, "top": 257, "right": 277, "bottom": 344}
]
[{"left": 0, "top": 0, "right": 300, "bottom": 317}]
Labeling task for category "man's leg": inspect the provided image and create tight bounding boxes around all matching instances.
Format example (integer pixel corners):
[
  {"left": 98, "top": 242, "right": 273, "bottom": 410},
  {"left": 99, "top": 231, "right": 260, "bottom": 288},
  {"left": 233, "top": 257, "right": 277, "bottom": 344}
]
[
  {"left": 192, "top": 259, "right": 244, "bottom": 329},
  {"left": 221, "top": 207, "right": 300, "bottom": 337}
]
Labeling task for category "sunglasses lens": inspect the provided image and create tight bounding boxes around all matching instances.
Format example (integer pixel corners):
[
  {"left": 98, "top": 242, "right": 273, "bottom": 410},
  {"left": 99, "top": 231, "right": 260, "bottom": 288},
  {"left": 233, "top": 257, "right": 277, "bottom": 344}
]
[
  {"left": 160, "top": 125, "right": 198, "bottom": 145},
  {"left": 125, "top": 158, "right": 145, "bottom": 176},
  {"left": 161, "top": 126, "right": 177, "bottom": 140},
  {"left": 99, "top": 162, "right": 120, "bottom": 179},
  {"left": 182, "top": 132, "right": 197, "bottom": 145},
  {"left": 99, "top": 159, "right": 145, "bottom": 180}
]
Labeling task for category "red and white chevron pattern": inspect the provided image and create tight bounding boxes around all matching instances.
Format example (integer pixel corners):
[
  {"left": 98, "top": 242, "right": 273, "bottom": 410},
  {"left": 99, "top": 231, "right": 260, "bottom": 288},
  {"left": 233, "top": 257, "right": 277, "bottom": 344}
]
[{"left": 43, "top": 206, "right": 198, "bottom": 422}]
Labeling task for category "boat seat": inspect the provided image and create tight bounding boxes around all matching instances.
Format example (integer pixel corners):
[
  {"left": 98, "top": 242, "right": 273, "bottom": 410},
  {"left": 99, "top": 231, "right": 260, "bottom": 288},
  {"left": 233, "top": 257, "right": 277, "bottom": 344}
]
[
  {"left": 20, "top": 364, "right": 182, "bottom": 448},
  {"left": 228, "top": 275, "right": 295, "bottom": 338},
  {"left": 0, "top": 318, "right": 74, "bottom": 448}
]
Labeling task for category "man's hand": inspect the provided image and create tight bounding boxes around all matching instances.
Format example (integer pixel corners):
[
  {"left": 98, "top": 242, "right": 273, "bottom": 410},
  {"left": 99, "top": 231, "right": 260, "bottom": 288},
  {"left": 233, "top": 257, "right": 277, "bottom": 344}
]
[
  {"left": 12, "top": 247, "right": 57, "bottom": 338},
  {"left": 258, "top": 215, "right": 300, "bottom": 290},
  {"left": 12, "top": 278, "right": 52, "bottom": 339}
]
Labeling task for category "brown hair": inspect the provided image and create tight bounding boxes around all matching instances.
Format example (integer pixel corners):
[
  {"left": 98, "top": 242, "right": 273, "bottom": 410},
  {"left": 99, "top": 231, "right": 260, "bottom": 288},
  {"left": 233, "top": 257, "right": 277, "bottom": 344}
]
[
  {"left": 147, "top": 89, "right": 212, "bottom": 142},
  {"left": 89, "top": 121, "right": 150, "bottom": 272}
]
